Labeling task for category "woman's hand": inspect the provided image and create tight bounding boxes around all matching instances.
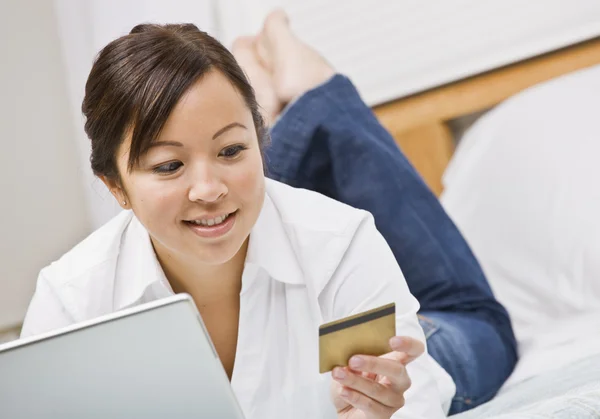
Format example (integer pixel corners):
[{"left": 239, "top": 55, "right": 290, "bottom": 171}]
[{"left": 330, "top": 336, "right": 425, "bottom": 419}]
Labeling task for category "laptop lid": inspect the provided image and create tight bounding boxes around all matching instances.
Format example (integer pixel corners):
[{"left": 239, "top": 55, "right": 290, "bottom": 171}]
[{"left": 0, "top": 294, "right": 245, "bottom": 419}]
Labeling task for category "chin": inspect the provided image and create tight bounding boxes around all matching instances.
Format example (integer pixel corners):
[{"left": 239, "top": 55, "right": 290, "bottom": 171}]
[{"left": 192, "top": 239, "right": 246, "bottom": 265}]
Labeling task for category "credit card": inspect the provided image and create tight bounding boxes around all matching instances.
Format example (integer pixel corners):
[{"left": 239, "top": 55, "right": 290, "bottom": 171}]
[{"left": 319, "top": 302, "right": 396, "bottom": 374}]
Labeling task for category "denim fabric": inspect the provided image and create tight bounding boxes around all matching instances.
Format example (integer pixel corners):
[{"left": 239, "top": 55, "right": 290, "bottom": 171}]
[{"left": 265, "top": 75, "right": 518, "bottom": 414}]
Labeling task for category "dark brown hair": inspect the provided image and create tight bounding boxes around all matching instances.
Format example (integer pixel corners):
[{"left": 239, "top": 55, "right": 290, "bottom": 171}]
[{"left": 82, "top": 23, "right": 268, "bottom": 180}]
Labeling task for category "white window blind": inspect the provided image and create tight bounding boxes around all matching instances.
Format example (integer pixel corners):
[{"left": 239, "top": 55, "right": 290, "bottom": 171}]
[{"left": 217, "top": 0, "right": 600, "bottom": 105}]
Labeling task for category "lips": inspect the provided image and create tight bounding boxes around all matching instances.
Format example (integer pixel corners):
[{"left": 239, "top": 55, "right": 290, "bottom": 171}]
[
  {"left": 183, "top": 211, "right": 237, "bottom": 239},
  {"left": 185, "top": 212, "right": 232, "bottom": 227}
]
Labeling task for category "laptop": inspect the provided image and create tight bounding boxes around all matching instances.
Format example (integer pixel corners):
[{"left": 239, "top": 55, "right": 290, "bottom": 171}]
[{"left": 0, "top": 294, "right": 246, "bottom": 419}]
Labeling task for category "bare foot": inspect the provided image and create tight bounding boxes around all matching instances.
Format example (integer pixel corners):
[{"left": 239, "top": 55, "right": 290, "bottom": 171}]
[
  {"left": 231, "top": 36, "right": 283, "bottom": 125},
  {"left": 256, "top": 9, "right": 335, "bottom": 104}
]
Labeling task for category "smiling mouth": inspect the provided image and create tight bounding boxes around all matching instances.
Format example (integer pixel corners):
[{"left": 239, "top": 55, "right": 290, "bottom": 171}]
[
  {"left": 183, "top": 210, "right": 237, "bottom": 227},
  {"left": 183, "top": 210, "right": 238, "bottom": 239}
]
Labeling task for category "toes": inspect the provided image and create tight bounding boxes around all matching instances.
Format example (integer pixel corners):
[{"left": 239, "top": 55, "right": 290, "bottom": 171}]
[
  {"left": 255, "top": 35, "right": 272, "bottom": 70},
  {"left": 257, "top": 8, "right": 292, "bottom": 69},
  {"left": 263, "top": 8, "right": 290, "bottom": 36}
]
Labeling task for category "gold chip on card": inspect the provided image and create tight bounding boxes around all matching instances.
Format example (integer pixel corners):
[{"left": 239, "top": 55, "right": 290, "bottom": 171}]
[{"left": 319, "top": 302, "right": 396, "bottom": 374}]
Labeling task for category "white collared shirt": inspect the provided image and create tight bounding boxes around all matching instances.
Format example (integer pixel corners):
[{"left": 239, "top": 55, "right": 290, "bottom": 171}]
[{"left": 21, "top": 179, "right": 455, "bottom": 418}]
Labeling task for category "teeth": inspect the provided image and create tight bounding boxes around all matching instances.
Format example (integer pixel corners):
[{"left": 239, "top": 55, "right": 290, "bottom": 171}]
[{"left": 189, "top": 213, "right": 230, "bottom": 227}]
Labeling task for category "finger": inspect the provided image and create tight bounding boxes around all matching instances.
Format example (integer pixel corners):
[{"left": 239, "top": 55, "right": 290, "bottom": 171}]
[
  {"left": 330, "top": 379, "right": 351, "bottom": 411},
  {"left": 341, "top": 367, "right": 377, "bottom": 383},
  {"left": 348, "top": 356, "right": 411, "bottom": 390},
  {"left": 348, "top": 366, "right": 377, "bottom": 381},
  {"left": 338, "top": 386, "right": 396, "bottom": 417},
  {"left": 380, "top": 350, "right": 409, "bottom": 364},
  {"left": 389, "top": 336, "right": 425, "bottom": 364},
  {"left": 332, "top": 367, "right": 404, "bottom": 408},
  {"left": 362, "top": 370, "right": 378, "bottom": 381}
]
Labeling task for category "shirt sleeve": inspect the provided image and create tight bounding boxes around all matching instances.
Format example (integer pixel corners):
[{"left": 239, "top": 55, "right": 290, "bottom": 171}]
[
  {"left": 318, "top": 214, "right": 456, "bottom": 418},
  {"left": 20, "top": 271, "right": 74, "bottom": 339}
]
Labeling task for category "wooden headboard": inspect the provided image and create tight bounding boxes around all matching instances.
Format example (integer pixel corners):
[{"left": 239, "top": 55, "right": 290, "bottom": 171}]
[{"left": 372, "top": 37, "right": 600, "bottom": 196}]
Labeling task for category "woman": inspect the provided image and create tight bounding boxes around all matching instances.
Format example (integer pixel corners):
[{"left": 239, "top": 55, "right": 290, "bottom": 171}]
[{"left": 21, "top": 18, "right": 453, "bottom": 419}]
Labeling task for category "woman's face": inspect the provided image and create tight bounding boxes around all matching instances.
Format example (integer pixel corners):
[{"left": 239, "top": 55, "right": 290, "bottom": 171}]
[{"left": 106, "top": 70, "right": 265, "bottom": 266}]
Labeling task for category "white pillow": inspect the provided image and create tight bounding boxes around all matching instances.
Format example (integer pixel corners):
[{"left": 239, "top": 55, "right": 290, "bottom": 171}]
[{"left": 440, "top": 64, "right": 600, "bottom": 386}]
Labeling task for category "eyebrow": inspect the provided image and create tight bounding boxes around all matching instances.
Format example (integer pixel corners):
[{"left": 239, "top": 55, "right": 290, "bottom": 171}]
[
  {"left": 212, "top": 122, "right": 247, "bottom": 140},
  {"left": 146, "top": 140, "right": 184, "bottom": 149},
  {"left": 147, "top": 122, "right": 248, "bottom": 150}
]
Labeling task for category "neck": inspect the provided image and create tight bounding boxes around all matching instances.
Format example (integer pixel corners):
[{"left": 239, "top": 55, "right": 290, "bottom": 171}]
[{"left": 153, "top": 239, "right": 249, "bottom": 309}]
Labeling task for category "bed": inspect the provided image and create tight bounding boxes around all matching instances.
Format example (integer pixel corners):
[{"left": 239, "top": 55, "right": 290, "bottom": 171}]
[
  {"left": 372, "top": 38, "right": 600, "bottom": 417},
  {"left": 372, "top": 37, "right": 600, "bottom": 197}
]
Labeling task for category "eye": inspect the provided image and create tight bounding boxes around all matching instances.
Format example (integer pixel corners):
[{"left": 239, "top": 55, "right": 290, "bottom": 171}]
[
  {"left": 152, "top": 161, "right": 183, "bottom": 174},
  {"left": 219, "top": 144, "right": 248, "bottom": 159}
]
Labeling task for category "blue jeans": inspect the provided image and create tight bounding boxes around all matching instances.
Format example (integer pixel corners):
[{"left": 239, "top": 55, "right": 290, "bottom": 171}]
[{"left": 265, "top": 75, "right": 518, "bottom": 415}]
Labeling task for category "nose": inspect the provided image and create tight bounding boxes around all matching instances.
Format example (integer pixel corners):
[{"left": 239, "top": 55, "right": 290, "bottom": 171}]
[{"left": 187, "top": 163, "right": 227, "bottom": 203}]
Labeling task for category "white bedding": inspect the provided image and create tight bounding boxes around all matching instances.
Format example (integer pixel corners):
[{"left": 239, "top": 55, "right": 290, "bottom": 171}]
[
  {"left": 455, "top": 353, "right": 600, "bottom": 418},
  {"left": 440, "top": 63, "right": 600, "bottom": 389}
]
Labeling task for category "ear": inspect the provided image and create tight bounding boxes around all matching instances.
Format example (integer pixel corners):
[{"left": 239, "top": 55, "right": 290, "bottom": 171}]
[{"left": 99, "top": 175, "right": 130, "bottom": 210}]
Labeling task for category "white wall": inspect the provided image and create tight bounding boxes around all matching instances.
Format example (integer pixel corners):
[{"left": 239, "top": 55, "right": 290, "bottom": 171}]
[
  {"left": 0, "top": 0, "right": 90, "bottom": 330},
  {"left": 54, "top": 0, "right": 216, "bottom": 229},
  {"left": 0, "top": 0, "right": 217, "bottom": 333}
]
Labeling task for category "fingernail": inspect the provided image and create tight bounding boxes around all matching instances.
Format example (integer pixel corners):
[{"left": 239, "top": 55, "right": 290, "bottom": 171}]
[
  {"left": 349, "top": 356, "right": 364, "bottom": 368},
  {"left": 340, "top": 388, "right": 351, "bottom": 398},
  {"left": 333, "top": 368, "right": 346, "bottom": 380},
  {"left": 390, "top": 336, "right": 403, "bottom": 349}
]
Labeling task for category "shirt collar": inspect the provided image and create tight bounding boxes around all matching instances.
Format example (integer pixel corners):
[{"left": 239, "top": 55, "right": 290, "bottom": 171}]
[
  {"left": 113, "top": 213, "right": 171, "bottom": 311},
  {"left": 244, "top": 190, "right": 305, "bottom": 288},
  {"left": 114, "top": 188, "right": 304, "bottom": 310}
]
